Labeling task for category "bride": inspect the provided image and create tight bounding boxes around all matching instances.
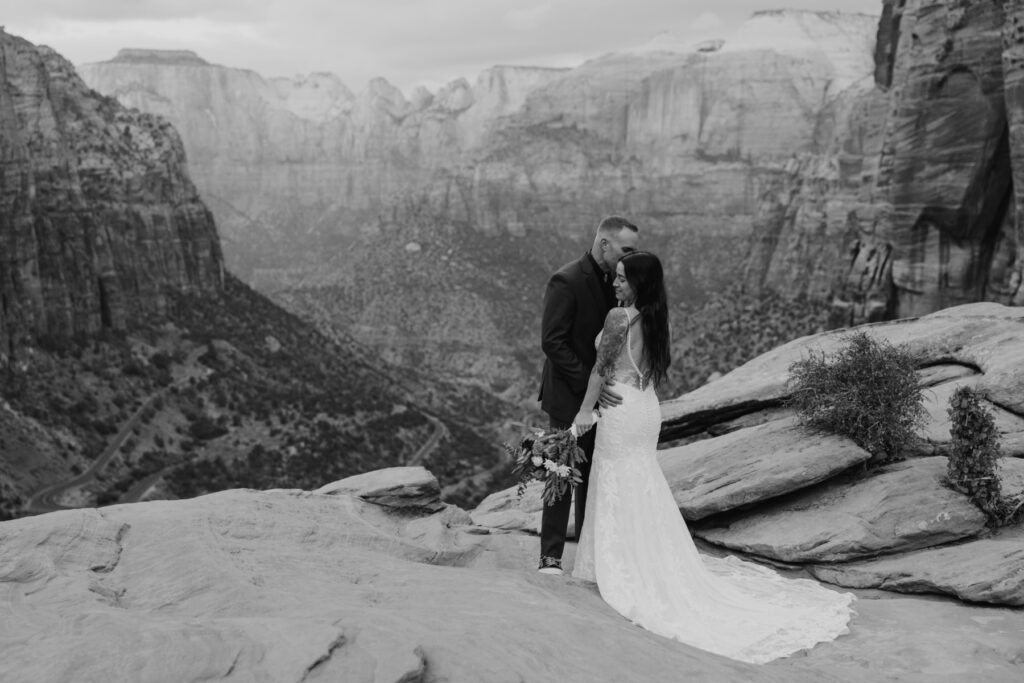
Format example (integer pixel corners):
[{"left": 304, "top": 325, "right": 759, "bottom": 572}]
[{"left": 570, "top": 251, "right": 855, "bottom": 664}]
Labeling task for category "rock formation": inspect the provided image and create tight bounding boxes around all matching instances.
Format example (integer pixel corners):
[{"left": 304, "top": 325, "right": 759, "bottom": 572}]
[
  {"left": 0, "top": 468, "right": 806, "bottom": 682},
  {"left": 71, "top": 6, "right": 1024, "bottom": 401},
  {"left": 76, "top": 13, "right": 878, "bottom": 290},
  {"left": 5, "top": 462, "right": 1024, "bottom": 681},
  {"left": 75, "top": 11, "right": 880, "bottom": 405},
  {"left": 660, "top": 302, "right": 1024, "bottom": 603},
  {"left": 756, "top": 0, "right": 1024, "bottom": 324},
  {"left": 0, "top": 31, "right": 223, "bottom": 355}
]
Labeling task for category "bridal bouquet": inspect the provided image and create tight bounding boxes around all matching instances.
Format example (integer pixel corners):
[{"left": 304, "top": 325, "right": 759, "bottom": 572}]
[{"left": 505, "top": 424, "right": 588, "bottom": 506}]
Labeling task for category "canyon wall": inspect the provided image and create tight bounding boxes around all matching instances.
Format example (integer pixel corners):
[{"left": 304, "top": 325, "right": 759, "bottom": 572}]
[
  {"left": 13, "top": 4, "right": 1024, "bottom": 413},
  {"left": 0, "top": 32, "right": 223, "bottom": 355},
  {"left": 74, "top": 11, "right": 881, "bottom": 399},
  {"left": 756, "top": 0, "right": 1024, "bottom": 324},
  {"left": 78, "top": 11, "right": 879, "bottom": 294}
]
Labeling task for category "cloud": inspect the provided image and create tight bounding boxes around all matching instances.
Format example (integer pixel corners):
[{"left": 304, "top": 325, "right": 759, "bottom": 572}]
[
  {"left": 503, "top": 4, "right": 552, "bottom": 32},
  {"left": 20, "top": 17, "right": 270, "bottom": 67},
  {"left": 5, "top": 0, "right": 260, "bottom": 24},
  {"left": 690, "top": 11, "right": 725, "bottom": 33}
]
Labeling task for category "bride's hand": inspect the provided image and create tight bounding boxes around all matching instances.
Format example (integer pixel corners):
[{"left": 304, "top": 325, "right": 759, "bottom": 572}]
[{"left": 572, "top": 409, "right": 597, "bottom": 435}]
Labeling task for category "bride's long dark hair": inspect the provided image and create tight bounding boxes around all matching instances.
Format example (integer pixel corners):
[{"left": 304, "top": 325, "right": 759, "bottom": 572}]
[{"left": 620, "top": 251, "right": 670, "bottom": 388}]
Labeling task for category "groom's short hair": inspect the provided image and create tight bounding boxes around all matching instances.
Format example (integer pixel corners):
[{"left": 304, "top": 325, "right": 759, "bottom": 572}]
[{"left": 596, "top": 215, "right": 638, "bottom": 235}]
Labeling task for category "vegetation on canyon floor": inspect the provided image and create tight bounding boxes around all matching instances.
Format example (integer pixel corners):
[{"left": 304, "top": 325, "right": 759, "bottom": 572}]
[
  {"left": 667, "top": 284, "right": 832, "bottom": 396},
  {"left": 1, "top": 275, "right": 512, "bottom": 518}
]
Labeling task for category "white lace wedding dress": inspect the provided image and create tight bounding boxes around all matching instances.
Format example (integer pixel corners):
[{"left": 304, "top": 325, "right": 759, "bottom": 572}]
[{"left": 573, "top": 309, "right": 854, "bottom": 664}]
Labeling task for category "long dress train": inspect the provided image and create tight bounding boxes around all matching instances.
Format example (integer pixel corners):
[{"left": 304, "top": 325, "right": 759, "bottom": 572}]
[{"left": 573, "top": 320, "right": 854, "bottom": 664}]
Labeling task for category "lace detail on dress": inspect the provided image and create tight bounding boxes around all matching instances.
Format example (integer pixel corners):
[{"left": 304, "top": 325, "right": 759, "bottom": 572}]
[{"left": 573, "top": 382, "right": 855, "bottom": 664}]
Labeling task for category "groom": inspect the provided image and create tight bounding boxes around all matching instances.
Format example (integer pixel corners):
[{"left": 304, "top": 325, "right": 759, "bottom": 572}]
[{"left": 537, "top": 215, "right": 639, "bottom": 575}]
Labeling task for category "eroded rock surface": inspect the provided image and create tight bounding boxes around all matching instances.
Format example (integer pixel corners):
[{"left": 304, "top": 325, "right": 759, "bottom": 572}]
[
  {"left": 809, "top": 527, "right": 1024, "bottom": 607},
  {"left": 658, "top": 415, "right": 872, "bottom": 520},
  {"left": 0, "top": 485, "right": 814, "bottom": 683},
  {"left": 317, "top": 466, "right": 447, "bottom": 512},
  {"left": 661, "top": 303, "right": 1024, "bottom": 439},
  {"left": 694, "top": 457, "right": 989, "bottom": 563},
  {"left": 6, "top": 461, "right": 1024, "bottom": 682}
]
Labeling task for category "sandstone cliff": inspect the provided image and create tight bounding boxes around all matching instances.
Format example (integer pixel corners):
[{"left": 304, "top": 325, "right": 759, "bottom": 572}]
[
  {"left": 77, "top": 11, "right": 878, "bottom": 286},
  {"left": 753, "top": 0, "right": 1024, "bottom": 324},
  {"left": 0, "top": 31, "right": 223, "bottom": 356},
  {"left": 76, "top": 11, "right": 879, "bottom": 404}
]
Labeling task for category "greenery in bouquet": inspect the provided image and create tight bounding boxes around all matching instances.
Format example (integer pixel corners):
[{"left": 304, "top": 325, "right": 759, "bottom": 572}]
[{"left": 505, "top": 426, "right": 587, "bottom": 506}]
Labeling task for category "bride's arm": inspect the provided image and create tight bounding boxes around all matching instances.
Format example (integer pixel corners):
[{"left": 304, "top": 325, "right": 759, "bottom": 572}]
[{"left": 573, "top": 309, "right": 629, "bottom": 431}]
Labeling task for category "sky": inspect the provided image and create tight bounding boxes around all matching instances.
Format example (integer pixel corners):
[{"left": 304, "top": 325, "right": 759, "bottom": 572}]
[{"left": 4, "top": 1, "right": 883, "bottom": 93}]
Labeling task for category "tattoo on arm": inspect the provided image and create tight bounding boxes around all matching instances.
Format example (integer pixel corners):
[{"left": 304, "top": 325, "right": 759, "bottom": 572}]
[{"left": 595, "top": 309, "right": 629, "bottom": 378}]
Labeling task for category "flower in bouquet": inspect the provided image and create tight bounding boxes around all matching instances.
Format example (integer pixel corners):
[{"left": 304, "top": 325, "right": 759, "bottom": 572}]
[{"left": 505, "top": 425, "right": 588, "bottom": 506}]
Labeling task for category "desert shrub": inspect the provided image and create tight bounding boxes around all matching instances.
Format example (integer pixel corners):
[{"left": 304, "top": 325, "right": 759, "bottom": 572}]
[
  {"left": 96, "top": 490, "right": 120, "bottom": 507},
  {"left": 189, "top": 414, "right": 228, "bottom": 441},
  {"left": 122, "top": 358, "right": 145, "bottom": 376},
  {"left": 150, "top": 351, "right": 173, "bottom": 371},
  {"left": 36, "top": 333, "right": 75, "bottom": 355},
  {"left": 946, "top": 386, "right": 1022, "bottom": 526},
  {"left": 787, "top": 330, "right": 926, "bottom": 464}
]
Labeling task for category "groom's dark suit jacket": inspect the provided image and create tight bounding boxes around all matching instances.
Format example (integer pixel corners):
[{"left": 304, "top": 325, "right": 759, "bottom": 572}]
[{"left": 538, "top": 252, "right": 616, "bottom": 425}]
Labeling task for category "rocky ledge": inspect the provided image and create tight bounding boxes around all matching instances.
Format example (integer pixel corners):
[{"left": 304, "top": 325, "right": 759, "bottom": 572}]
[
  {"left": 4, "top": 465, "right": 1024, "bottom": 682},
  {"left": 667, "top": 302, "right": 1024, "bottom": 606}
]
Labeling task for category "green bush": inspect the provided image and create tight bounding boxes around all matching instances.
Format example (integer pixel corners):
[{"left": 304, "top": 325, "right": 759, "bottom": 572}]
[
  {"left": 787, "top": 330, "right": 926, "bottom": 464},
  {"left": 189, "top": 414, "right": 228, "bottom": 441},
  {"left": 946, "top": 386, "right": 1022, "bottom": 526}
]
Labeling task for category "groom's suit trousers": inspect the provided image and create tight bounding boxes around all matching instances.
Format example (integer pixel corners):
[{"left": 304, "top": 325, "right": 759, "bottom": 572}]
[{"left": 539, "top": 417, "right": 596, "bottom": 560}]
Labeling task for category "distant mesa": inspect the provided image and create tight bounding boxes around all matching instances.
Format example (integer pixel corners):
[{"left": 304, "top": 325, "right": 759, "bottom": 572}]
[
  {"left": 750, "top": 8, "right": 878, "bottom": 21},
  {"left": 108, "top": 48, "right": 210, "bottom": 66},
  {"left": 489, "top": 63, "right": 570, "bottom": 74}
]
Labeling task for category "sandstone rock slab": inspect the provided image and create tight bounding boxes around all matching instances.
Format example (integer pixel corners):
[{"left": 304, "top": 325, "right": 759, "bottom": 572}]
[
  {"left": 0, "top": 489, "right": 808, "bottom": 683},
  {"left": 658, "top": 416, "right": 872, "bottom": 520},
  {"left": 473, "top": 479, "right": 544, "bottom": 514},
  {"left": 316, "top": 466, "right": 445, "bottom": 511},
  {"left": 809, "top": 526, "right": 1024, "bottom": 607},
  {"left": 662, "top": 304, "right": 1024, "bottom": 439},
  {"left": 470, "top": 508, "right": 541, "bottom": 534},
  {"left": 471, "top": 480, "right": 576, "bottom": 537},
  {"left": 695, "top": 458, "right": 988, "bottom": 563}
]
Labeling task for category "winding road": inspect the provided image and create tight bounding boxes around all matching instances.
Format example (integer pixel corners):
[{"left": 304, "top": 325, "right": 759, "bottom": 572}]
[
  {"left": 406, "top": 413, "right": 448, "bottom": 466},
  {"left": 23, "top": 349, "right": 207, "bottom": 514}
]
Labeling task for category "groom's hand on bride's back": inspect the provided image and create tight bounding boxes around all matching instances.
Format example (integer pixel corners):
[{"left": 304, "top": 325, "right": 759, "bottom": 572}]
[{"left": 598, "top": 381, "right": 623, "bottom": 410}]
